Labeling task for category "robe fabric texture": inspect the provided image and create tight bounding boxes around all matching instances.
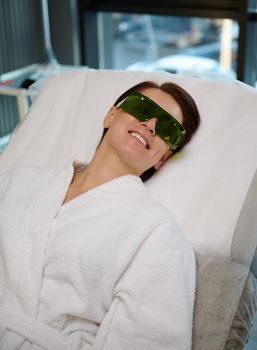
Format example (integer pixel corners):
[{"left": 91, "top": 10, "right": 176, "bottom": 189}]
[{"left": 0, "top": 161, "right": 196, "bottom": 350}]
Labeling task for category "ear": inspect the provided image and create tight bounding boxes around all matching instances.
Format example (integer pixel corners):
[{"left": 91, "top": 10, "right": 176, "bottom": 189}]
[
  {"left": 103, "top": 106, "right": 118, "bottom": 128},
  {"left": 154, "top": 149, "right": 172, "bottom": 170}
]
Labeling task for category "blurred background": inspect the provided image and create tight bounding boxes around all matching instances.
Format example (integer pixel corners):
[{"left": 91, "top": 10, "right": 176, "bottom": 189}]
[{"left": 0, "top": 0, "right": 257, "bottom": 151}]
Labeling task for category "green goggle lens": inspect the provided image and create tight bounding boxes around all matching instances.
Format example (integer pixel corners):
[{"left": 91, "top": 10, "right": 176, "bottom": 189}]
[{"left": 118, "top": 91, "right": 186, "bottom": 150}]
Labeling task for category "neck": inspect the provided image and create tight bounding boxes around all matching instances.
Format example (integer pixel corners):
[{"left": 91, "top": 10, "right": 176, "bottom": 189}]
[{"left": 72, "top": 143, "right": 139, "bottom": 193}]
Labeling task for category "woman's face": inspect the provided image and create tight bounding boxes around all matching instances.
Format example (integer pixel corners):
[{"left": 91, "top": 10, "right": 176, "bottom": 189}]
[{"left": 102, "top": 87, "right": 183, "bottom": 176}]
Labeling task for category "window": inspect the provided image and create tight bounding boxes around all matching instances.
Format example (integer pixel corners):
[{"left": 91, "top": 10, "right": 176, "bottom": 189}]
[
  {"left": 96, "top": 12, "right": 238, "bottom": 79},
  {"left": 81, "top": 0, "right": 257, "bottom": 86}
]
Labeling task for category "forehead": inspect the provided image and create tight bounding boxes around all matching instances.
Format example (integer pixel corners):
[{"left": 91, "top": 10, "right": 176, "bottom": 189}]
[{"left": 139, "top": 87, "right": 183, "bottom": 124}]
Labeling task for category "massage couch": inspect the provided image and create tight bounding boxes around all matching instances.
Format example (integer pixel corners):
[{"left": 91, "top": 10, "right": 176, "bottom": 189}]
[{"left": 0, "top": 68, "right": 257, "bottom": 350}]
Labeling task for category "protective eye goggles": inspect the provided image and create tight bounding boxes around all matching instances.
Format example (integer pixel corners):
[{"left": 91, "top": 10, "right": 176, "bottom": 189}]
[{"left": 118, "top": 91, "right": 186, "bottom": 150}]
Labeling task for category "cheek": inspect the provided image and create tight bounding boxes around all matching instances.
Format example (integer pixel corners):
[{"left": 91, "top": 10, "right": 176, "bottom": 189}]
[
  {"left": 107, "top": 116, "right": 125, "bottom": 134},
  {"left": 152, "top": 137, "right": 170, "bottom": 156},
  {"left": 110, "top": 113, "right": 134, "bottom": 131},
  {"left": 105, "top": 115, "right": 132, "bottom": 145}
]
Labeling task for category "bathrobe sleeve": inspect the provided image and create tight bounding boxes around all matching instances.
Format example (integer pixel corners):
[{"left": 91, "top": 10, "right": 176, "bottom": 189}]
[{"left": 92, "top": 219, "right": 196, "bottom": 350}]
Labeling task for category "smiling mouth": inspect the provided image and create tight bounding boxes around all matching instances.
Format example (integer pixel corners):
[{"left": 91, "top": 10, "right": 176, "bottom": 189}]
[{"left": 128, "top": 131, "right": 149, "bottom": 149}]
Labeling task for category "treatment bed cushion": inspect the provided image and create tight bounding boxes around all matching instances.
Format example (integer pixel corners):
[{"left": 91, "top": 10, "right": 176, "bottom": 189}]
[{"left": 0, "top": 69, "right": 257, "bottom": 260}]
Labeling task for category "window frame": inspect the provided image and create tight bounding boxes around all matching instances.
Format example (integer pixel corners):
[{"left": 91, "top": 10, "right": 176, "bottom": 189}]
[{"left": 79, "top": 0, "right": 257, "bottom": 85}]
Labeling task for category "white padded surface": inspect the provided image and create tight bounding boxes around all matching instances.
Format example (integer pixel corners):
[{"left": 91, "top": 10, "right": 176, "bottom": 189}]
[{"left": 0, "top": 69, "right": 257, "bottom": 258}]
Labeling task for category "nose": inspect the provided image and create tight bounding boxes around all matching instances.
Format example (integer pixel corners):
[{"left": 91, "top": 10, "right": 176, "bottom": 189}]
[{"left": 141, "top": 117, "right": 157, "bottom": 135}]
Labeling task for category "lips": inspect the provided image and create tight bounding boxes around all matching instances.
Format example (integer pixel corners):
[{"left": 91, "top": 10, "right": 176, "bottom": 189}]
[{"left": 128, "top": 130, "right": 150, "bottom": 149}]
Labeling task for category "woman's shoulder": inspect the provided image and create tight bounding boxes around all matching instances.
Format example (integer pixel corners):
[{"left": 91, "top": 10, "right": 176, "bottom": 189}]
[
  {"left": 0, "top": 162, "right": 73, "bottom": 195},
  {"left": 135, "top": 193, "right": 194, "bottom": 254},
  {"left": 138, "top": 189, "right": 177, "bottom": 224},
  {"left": 0, "top": 162, "right": 72, "bottom": 179}
]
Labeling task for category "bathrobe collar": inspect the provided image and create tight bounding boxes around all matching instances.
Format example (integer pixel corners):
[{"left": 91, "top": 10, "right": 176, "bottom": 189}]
[{"left": 61, "top": 160, "right": 150, "bottom": 208}]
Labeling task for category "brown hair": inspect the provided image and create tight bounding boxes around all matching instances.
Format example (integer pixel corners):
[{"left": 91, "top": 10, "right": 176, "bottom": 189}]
[{"left": 98, "top": 81, "right": 201, "bottom": 182}]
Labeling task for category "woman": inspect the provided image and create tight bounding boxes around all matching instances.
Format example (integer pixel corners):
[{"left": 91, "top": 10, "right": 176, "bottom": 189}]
[{"left": 0, "top": 80, "right": 200, "bottom": 350}]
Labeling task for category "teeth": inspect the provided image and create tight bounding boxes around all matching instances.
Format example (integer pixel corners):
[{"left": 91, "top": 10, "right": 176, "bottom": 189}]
[{"left": 130, "top": 132, "right": 148, "bottom": 148}]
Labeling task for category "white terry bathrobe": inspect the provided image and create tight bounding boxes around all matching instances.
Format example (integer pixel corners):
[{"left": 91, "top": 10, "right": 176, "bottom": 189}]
[{"left": 0, "top": 161, "right": 196, "bottom": 350}]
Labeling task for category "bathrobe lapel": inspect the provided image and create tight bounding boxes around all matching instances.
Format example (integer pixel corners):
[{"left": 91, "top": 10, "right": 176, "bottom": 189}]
[{"left": 1, "top": 162, "right": 74, "bottom": 318}]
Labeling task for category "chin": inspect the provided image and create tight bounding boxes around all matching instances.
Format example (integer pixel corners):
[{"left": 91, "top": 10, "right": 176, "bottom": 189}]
[{"left": 118, "top": 147, "right": 147, "bottom": 175}]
